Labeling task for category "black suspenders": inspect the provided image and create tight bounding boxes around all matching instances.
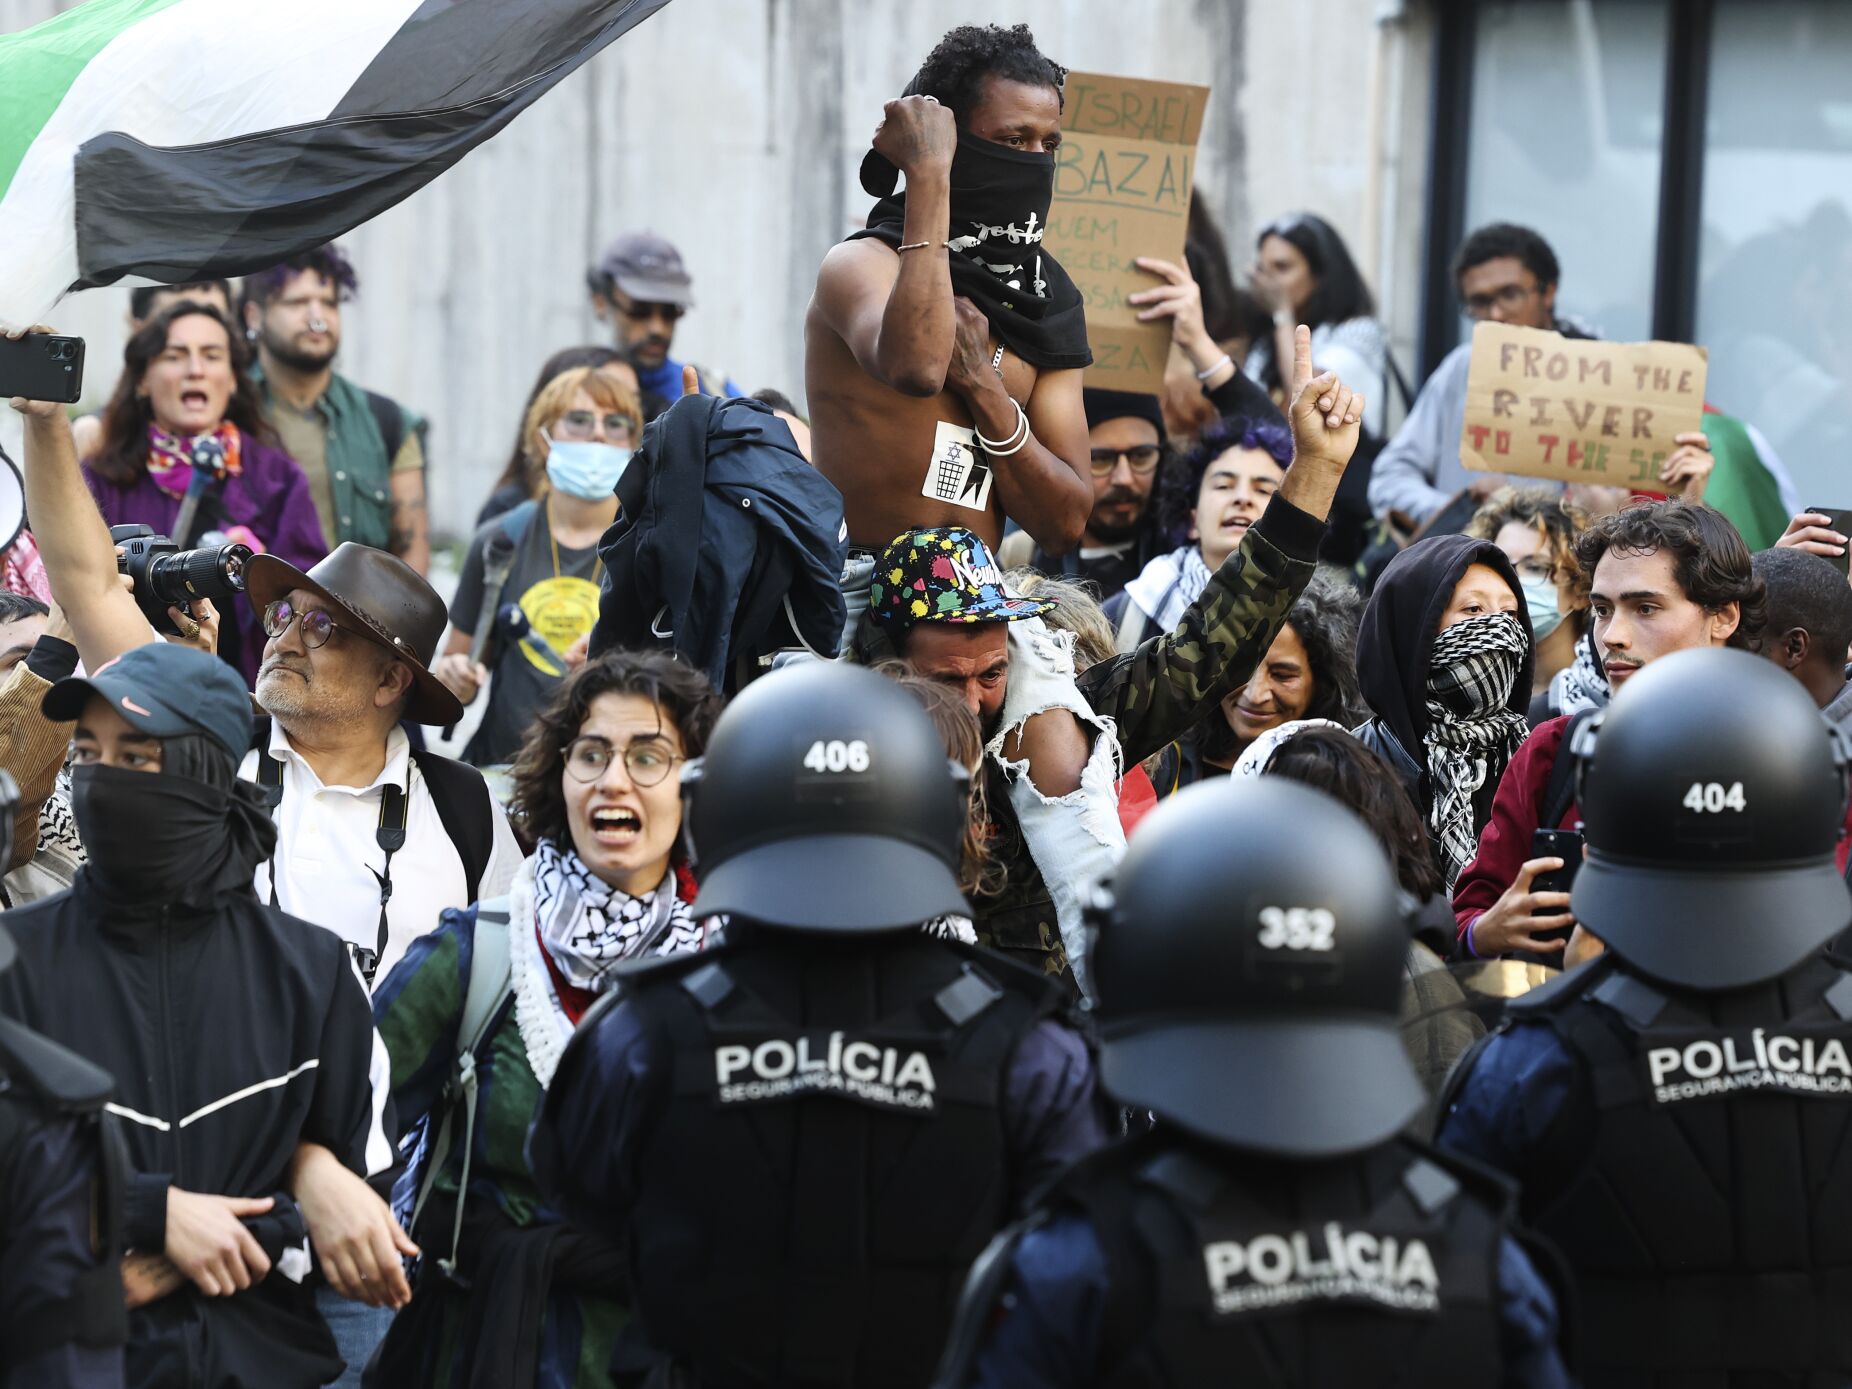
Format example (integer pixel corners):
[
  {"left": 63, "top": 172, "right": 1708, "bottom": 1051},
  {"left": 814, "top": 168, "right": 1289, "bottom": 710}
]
[{"left": 256, "top": 748, "right": 409, "bottom": 985}]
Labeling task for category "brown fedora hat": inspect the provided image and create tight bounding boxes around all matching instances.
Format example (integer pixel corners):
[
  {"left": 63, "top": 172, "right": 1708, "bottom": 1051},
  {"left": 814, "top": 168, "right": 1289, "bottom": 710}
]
[{"left": 245, "top": 543, "right": 464, "bottom": 726}]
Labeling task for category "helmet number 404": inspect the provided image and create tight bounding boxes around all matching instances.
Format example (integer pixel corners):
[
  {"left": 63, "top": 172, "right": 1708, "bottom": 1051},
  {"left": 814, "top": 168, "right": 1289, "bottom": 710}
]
[
  {"left": 1257, "top": 906, "right": 1337, "bottom": 952},
  {"left": 1683, "top": 781, "right": 1747, "bottom": 814},
  {"left": 803, "top": 739, "right": 871, "bottom": 774}
]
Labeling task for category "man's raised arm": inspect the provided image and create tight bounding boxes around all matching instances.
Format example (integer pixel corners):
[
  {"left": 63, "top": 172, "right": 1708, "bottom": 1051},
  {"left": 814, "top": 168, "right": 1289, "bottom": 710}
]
[
  {"left": 7, "top": 329, "right": 155, "bottom": 668},
  {"left": 813, "top": 97, "right": 958, "bottom": 397}
]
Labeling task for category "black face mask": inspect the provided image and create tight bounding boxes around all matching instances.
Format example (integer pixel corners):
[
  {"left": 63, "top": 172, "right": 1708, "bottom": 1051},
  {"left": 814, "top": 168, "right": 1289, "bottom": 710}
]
[
  {"left": 863, "top": 133, "right": 1057, "bottom": 299},
  {"left": 71, "top": 763, "right": 236, "bottom": 900},
  {"left": 853, "top": 133, "right": 1091, "bottom": 371}
]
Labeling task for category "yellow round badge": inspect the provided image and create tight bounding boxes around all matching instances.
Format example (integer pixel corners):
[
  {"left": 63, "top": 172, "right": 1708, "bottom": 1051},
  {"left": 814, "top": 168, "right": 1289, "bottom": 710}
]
[{"left": 518, "top": 575, "right": 601, "bottom": 675}]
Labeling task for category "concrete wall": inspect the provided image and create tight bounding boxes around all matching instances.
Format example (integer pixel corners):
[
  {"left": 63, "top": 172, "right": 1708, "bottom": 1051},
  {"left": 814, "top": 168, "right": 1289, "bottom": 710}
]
[{"left": 1, "top": 0, "right": 1415, "bottom": 541}]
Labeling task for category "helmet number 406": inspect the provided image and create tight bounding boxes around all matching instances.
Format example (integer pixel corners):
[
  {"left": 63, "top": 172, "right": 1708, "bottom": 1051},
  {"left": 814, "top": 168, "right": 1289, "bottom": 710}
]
[
  {"left": 1683, "top": 781, "right": 1746, "bottom": 813},
  {"left": 1257, "top": 906, "right": 1337, "bottom": 952},
  {"left": 803, "top": 739, "right": 871, "bottom": 774}
]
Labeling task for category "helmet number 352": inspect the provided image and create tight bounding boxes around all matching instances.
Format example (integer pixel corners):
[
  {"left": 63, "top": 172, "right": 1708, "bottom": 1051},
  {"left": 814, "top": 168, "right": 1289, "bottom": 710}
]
[
  {"left": 803, "top": 739, "right": 871, "bottom": 774},
  {"left": 1682, "top": 781, "right": 1747, "bottom": 814},
  {"left": 1256, "top": 906, "right": 1337, "bottom": 952}
]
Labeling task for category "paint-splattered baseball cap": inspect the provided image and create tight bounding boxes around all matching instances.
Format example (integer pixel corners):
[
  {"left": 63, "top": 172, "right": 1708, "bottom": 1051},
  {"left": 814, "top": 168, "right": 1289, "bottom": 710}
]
[{"left": 868, "top": 528, "right": 1056, "bottom": 636}]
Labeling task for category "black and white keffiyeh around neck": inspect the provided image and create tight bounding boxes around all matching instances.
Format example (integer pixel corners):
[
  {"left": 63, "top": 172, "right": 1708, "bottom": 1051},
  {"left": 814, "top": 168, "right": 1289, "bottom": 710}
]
[
  {"left": 534, "top": 838, "right": 702, "bottom": 992},
  {"left": 1550, "top": 629, "right": 1611, "bottom": 717},
  {"left": 1423, "top": 611, "right": 1533, "bottom": 889}
]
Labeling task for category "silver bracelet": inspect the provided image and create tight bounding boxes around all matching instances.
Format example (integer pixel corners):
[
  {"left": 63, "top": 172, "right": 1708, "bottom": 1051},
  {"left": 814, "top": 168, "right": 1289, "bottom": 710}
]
[
  {"left": 1195, "top": 352, "right": 1233, "bottom": 382},
  {"left": 976, "top": 400, "right": 1030, "bottom": 456}
]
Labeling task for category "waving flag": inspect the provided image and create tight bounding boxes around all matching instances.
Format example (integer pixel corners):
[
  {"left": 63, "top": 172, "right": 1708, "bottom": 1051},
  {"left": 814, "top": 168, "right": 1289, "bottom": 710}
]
[{"left": 0, "top": 0, "right": 671, "bottom": 328}]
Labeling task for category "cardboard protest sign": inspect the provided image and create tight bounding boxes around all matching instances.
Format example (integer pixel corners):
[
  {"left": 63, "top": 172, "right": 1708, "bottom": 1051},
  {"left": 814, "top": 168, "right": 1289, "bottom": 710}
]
[
  {"left": 1043, "top": 72, "right": 1209, "bottom": 394},
  {"left": 1461, "top": 323, "right": 1709, "bottom": 486}
]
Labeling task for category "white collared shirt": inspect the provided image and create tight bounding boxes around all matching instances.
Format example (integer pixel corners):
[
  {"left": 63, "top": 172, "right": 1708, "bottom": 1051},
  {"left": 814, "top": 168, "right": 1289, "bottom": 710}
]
[{"left": 241, "top": 723, "right": 523, "bottom": 985}]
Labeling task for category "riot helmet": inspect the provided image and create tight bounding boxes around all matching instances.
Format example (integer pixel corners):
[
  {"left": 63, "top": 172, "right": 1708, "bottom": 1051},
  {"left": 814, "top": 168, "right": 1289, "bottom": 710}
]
[
  {"left": 1089, "top": 777, "right": 1423, "bottom": 1158},
  {"left": 685, "top": 661, "right": 971, "bottom": 931},
  {"left": 1570, "top": 646, "right": 1852, "bottom": 990}
]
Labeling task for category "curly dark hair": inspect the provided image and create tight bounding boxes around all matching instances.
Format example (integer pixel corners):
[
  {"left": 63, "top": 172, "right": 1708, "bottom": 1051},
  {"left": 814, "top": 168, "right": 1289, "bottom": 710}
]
[
  {"left": 239, "top": 243, "right": 360, "bottom": 311},
  {"left": 1574, "top": 500, "right": 1766, "bottom": 651},
  {"left": 509, "top": 649, "right": 723, "bottom": 850},
  {"left": 89, "top": 303, "right": 278, "bottom": 490},
  {"left": 910, "top": 24, "right": 1065, "bottom": 123},
  {"left": 1452, "top": 222, "right": 1559, "bottom": 294},
  {"left": 1154, "top": 412, "right": 1294, "bottom": 548},
  {"left": 1262, "top": 726, "right": 1442, "bottom": 901},
  {"left": 1754, "top": 547, "right": 1852, "bottom": 668},
  {"left": 1197, "top": 572, "right": 1364, "bottom": 764}
]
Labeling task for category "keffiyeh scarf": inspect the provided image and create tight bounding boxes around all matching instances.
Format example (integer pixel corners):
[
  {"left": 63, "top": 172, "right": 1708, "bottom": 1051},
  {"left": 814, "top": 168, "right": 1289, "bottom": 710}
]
[
  {"left": 1423, "top": 612, "right": 1532, "bottom": 890},
  {"left": 1549, "top": 629, "right": 1611, "bottom": 717},
  {"left": 514, "top": 840, "right": 705, "bottom": 1086},
  {"left": 1122, "top": 546, "right": 1214, "bottom": 635},
  {"left": 534, "top": 837, "right": 702, "bottom": 990}
]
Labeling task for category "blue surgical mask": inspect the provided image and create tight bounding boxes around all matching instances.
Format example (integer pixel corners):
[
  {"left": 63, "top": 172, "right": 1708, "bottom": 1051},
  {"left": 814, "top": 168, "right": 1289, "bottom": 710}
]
[
  {"left": 545, "top": 439, "right": 633, "bottom": 501},
  {"left": 1520, "top": 571, "right": 1564, "bottom": 641}
]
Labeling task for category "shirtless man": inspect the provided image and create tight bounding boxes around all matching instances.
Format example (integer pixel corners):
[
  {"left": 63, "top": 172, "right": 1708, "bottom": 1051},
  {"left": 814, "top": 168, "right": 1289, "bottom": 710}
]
[{"left": 806, "top": 24, "right": 1091, "bottom": 566}]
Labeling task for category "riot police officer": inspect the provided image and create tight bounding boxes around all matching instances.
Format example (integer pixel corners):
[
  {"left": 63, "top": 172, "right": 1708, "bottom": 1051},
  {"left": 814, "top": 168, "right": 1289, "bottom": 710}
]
[
  {"left": 530, "top": 662, "right": 1106, "bottom": 1388},
  {"left": 933, "top": 776, "right": 1573, "bottom": 1389},
  {"left": 0, "top": 763, "right": 127, "bottom": 1389},
  {"left": 1439, "top": 646, "right": 1852, "bottom": 1387}
]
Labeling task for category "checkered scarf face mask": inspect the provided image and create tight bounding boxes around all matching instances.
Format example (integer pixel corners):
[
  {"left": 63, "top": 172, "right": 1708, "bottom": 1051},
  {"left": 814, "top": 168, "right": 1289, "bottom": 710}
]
[{"left": 1423, "top": 610, "right": 1532, "bottom": 889}]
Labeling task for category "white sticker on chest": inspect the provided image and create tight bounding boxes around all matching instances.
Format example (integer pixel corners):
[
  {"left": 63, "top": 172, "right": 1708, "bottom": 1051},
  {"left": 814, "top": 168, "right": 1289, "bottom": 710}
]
[{"left": 922, "top": 420, "right": 994, "bottom": 512}]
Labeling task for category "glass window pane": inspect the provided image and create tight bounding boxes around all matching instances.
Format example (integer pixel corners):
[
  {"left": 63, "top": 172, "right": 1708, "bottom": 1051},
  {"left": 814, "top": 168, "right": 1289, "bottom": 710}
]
[
  {"left": 1696, "top": 1, "right": 1852, "bottom": 507},
  {"left": 1463, "top": 1, "right": 1669, "bottom": 341}
]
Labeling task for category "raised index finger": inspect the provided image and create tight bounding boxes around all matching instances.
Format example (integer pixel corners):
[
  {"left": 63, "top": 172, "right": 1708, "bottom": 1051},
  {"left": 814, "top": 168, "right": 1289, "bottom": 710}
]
[{"left": 1290, "top": 323, "right": 1312, "bottom": 396}]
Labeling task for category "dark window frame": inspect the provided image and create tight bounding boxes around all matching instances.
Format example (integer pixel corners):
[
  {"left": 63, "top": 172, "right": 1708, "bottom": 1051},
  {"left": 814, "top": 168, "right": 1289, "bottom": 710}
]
[{"left": 1418, "top": 0, "right": 1715, "bottom": 378}]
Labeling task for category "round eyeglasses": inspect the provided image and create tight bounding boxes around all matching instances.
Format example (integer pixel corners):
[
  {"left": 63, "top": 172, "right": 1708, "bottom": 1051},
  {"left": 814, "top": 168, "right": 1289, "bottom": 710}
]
[
  {"left": 563, "top": 736, "right": 682, "bottom": 787},
  {"left": 1089, "top": 444, "right": 1163, "bottom": 477},
  {"left": 552, "top": 409, "right": 636, "bottom": 443},
  {"left": 262, "top": 599, "right": 350, "bottom": 650}
]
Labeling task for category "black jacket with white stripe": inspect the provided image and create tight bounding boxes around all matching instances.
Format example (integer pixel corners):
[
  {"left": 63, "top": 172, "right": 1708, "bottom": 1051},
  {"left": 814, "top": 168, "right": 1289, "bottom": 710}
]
[{"left": 0, "top": 868, "right": 393, "bottom": 1389}]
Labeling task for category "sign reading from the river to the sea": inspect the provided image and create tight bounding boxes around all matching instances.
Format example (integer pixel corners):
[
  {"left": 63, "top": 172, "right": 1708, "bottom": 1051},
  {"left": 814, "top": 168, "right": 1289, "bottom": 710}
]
[{"left": 1461, "top": 322, "right": 1710, "bottom": 485}]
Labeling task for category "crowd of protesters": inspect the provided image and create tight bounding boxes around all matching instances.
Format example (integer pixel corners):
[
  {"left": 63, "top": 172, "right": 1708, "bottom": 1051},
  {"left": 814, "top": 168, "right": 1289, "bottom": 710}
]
[{"left": 2, "top": 18, "right": 1850, "bottom": 1389}]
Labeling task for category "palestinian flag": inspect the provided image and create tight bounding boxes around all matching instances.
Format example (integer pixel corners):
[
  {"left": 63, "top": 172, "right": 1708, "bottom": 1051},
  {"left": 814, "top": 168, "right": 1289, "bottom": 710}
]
[
  {"left": 1701, "top": 408, "right": 1798, "bottom": 552},
  {"left": 0, "top": 0, "right": 671, "bottom": 327}
]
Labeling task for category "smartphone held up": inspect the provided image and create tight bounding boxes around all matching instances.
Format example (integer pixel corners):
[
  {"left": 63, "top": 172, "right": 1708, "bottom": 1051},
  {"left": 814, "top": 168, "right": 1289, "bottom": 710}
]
[{"left": 0, "top": 332, "right": 85, "bottom": 404}]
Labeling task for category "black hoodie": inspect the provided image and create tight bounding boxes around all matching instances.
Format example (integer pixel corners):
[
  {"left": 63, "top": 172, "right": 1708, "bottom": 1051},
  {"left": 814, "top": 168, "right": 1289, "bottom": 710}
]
[{"left": 1353, "top": 535, "right": 1534, "bottom": 829}]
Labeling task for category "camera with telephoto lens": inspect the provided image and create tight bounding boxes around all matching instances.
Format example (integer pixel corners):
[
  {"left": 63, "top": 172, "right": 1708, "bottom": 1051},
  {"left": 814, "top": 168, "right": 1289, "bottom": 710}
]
[{"left": 110, "top": 524, "right": 253, "bottom": 637}]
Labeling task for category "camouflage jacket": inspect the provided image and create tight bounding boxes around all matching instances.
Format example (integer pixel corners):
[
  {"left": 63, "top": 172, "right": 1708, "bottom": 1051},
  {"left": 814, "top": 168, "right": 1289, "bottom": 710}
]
[
  {"left": 1079, "top": 494, "right": 1325, "bottom": 764},
  {"left": 970, "top": 495, "right": 1325, "bottom": 983}
]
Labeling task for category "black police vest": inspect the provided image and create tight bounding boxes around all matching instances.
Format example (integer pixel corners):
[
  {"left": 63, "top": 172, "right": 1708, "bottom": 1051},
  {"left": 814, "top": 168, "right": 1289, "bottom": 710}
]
[
  {"left": 1512, "top": 953, "right": 1852, "bottom": 1384},
  {"left": 1057, "top": 1134, "right": 1507, "bottom": 1388},
  {"left": 0, "top": 1013, "right": 128, "bottom": 1359},
  {"left": 621, "top": 932, "right": 1060, "bottom": 1388}
]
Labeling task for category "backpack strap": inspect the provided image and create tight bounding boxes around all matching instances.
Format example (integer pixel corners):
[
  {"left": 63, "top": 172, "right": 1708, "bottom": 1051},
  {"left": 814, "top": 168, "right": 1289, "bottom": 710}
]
[
  {"left": 409, "top": 900, "right": 516, "bottom": 1281},
  {"left": 409, "top": 750, "right": 497, "bottom": 904},
  {"left": 1538, "top": 708, "right": 1598, "bottom": 832},
  {"left": 498, "top": 498, "right": 538, "bottom": 549},
  {"left": 363, "top": 388, "right": 406, "bottom": 466}
]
